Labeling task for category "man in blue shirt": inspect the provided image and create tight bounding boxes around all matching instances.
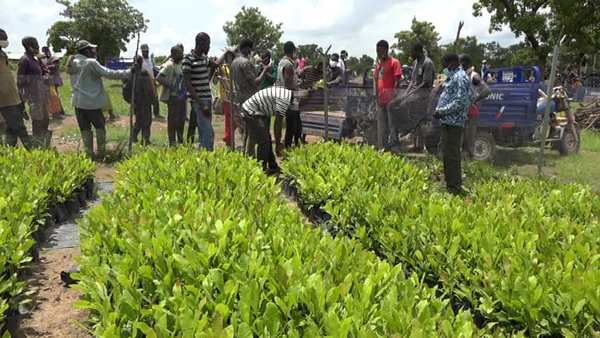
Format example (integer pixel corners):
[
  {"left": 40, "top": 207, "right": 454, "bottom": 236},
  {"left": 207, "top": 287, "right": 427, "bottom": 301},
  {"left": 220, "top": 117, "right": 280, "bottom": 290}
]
[{"left": 434, "top": 53, "right": 471, "bottom": 195}]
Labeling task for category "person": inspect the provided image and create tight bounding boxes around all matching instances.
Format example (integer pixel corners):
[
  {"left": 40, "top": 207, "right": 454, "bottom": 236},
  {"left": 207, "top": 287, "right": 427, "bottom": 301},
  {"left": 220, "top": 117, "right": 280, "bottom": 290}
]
[
  {"left": 230, "top": 39, "right": 270, "bottom": 151},
  {"left": 40, "top": 46, "right": 65, "bottom": 118},
  {"left": 212, "top": 50, "right": 235, "bottom": 146},
  {"left": 17, "top": 36, "right": 50, "bottom": 147},
  {"left": 182, "top": 32, "right": 222, "bottom": 151},
  {"left": 434, "top": 53, "right": 471, "bottom": 195},
  {"left": 388, "top": 42, "right": 435, "bottom": 150},
  {"left": 327, "top": 63, "right": 344, "bottom": 87},
  {"left": 0, "top": 29, "right": 31, "bottom": 148},
  {"left": 481, "top": 59, "right": 489, "bottom": 81},
  {"left": 158, "top": 45, "right": 187, "bottom": 146},
  {"left": 140, "top": 44, "right": 162, "bottom": 120},
  {"left": 241, "top": 86, "right": 296, "bottom": 172},
  {"left": 71, "top": 40, "right": 131, "bottom": 158},
  {"left": 297, "top": 54, "right": 306, "bottom": 73},
  {"left": 460, "top": 54, "right": 491, "bottom": 159},
  {"left": 257, "top": 50, "right": 277, "bottom": 90},
  {"left": 276, "top": 41, "right": 302, "bottom": 152},
  {"left": 340, "top": 50, "right": 348, "bottom": 83},
  {"left": 373, "top": 39, "right": 402, "bottom": 149},
  {"left": 126, "top": 56, "right": 155, "bottom": 145}
]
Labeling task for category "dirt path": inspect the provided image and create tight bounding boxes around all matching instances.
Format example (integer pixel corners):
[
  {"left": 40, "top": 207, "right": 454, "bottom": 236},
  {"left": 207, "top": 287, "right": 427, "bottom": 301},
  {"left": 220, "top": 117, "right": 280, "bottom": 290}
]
[
  {"left": 9, "top": 164, "right": 116, "bottom": 337},
  {"left": 10, "top": 248, "right": 90, "bottom": 338}
]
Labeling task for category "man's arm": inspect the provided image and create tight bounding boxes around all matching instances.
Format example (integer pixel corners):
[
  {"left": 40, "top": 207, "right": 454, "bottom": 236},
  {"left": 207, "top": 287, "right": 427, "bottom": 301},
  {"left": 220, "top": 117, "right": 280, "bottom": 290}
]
[
  {"left": 156, "top": 64, "right": 173, "bottom": 89},
  {"left": 90, "top": 60, "right": 130, "bottom": 80},
  {"left": 16, "top": 58, "right": 28, "bottom": 94},
  {"left": 274, "top": 115, "right": 283, "bottom": 154},
  {"left": 394, "top": 60, "right": 403, "bottom": 88}
]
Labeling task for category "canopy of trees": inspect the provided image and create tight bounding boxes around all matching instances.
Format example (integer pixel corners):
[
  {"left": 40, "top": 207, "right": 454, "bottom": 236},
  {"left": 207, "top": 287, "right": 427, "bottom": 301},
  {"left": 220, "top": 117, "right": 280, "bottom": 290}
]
[
  {"left": 223, "top": 7, "right": 283, "bottom": 54},
  {"left": 47, "top": 0, "right": 147, "bottom": 63}
]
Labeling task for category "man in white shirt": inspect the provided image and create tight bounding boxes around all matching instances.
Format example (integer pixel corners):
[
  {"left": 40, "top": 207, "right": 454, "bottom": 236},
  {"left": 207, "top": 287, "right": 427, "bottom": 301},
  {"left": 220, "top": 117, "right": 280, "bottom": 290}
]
[
  {"left": 241, "top": 86, "right": 295, "bottom": 172},
  {"left": 141, "top": 44, "right": 162, "bottom": 119}
]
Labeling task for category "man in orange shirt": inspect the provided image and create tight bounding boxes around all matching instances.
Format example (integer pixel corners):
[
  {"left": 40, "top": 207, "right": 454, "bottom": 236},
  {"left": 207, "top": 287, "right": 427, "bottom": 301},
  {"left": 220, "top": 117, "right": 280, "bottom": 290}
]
[{"left": 374, "top": 40, "right": 402, "bottom": 149}]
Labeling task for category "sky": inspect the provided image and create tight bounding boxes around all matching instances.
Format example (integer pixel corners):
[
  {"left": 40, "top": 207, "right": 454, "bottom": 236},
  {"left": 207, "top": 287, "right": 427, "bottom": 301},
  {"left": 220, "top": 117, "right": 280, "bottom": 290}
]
[{"left": 1, "top": 0, "right": 521, "bottom": 58}]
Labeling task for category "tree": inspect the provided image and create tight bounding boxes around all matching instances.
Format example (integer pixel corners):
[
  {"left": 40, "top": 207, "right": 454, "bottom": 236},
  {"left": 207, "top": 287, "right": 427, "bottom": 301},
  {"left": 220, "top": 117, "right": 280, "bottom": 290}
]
[
  {"left": 442, "top": 36, "right": 486, "bottom": 70},
  {"left": 47, "top": 0, "right": 147, "bottom": 63},
  {"left": 346, "top": 54, "right": 375, "bottom": 76},
  {"left": 473, "top": 0, "right": 600, "bottom": 68},
  {"left": 392, "top": 18, "right": 442, "bottom": 66},
  {"left": 297, "top": 44, "right": 324, "bottom": 65},
  {"left": 223, "top": 7, "right": 283, "bottom": 54}
]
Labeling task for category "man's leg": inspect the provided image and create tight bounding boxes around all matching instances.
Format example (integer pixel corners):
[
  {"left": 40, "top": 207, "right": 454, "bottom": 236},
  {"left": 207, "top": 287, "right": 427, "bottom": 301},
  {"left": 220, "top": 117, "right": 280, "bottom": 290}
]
[
  {"left": 255, "top": 117, "right": 273, "bottom": 170},
  {"left": 292, "top": 110, "right": 303, "bottom": 146},
  {"left": 284, "top": 109, "right": 297, "bottom": 148},
  {"left": 244, "top": 116, "right": 259, "bottom": 159},
  {"left": 386, "top": 103, "right": 399, "bottom": 145},
  {"left": 463, "top": 116, "right": 478, "bottom": 159},
  {"left": 442, "top": 124, "right": 464, "bottom": 194},
  {"left": 88, "top": 109, "right": 107, "bottom": 158},
  {"left": 152, "top": 94, "right": 161, "bottom": 118},
  {"left": 75, "top": 108, "right": 95, "bottom": 157},
  {"left": 187, "top": 102, "right": 197, "bottom": 143},
  {"left": 376, "top": 104, "right": 388, "bottom": 149},
  {"left": 140, "top": 105, "right": 152, "bottom": 145},
  {"left": 175, "top": 99, "right": 186, "bottom": 144},
  {"left": 1, "top": 105, "right": 31, "bottom": 148},
  {"left": 167, "top": 99, "right": 176, "bottom": 146},
  {"left": 195, "top": 101, "right": 214, "bottom": 151},
  {"left": 223, "top": 101, "right": 232, "bottom": 145}
]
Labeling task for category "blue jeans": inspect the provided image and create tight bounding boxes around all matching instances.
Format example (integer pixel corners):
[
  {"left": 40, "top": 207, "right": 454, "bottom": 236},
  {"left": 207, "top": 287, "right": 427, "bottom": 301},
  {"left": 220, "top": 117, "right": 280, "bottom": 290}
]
[{"left": 191, "top": 99, "right": 214, "bottom": 151}]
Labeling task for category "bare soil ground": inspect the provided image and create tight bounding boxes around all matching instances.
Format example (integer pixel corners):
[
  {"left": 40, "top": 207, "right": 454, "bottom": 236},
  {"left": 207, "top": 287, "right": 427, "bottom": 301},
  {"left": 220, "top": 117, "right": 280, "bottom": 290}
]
[{"left": 10, "top": 248, "right": 91, "bottom": 338}]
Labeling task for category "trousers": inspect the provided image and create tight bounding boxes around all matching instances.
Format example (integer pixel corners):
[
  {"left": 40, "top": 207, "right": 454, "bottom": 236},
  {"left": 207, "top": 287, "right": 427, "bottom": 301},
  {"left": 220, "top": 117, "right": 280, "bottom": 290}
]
[
  {"left": 441, "top": 124, "right": 464, "bottom": 194},
  {"left": 167, "top": 97, "right": 186, "bottom": 146},
  {"left": 284, "top": 109, "right": 302, "bottom": 148}
]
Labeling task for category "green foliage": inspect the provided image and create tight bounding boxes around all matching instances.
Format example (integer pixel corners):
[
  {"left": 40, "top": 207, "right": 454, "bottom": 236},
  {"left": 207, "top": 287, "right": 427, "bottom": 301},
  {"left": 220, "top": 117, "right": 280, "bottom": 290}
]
[
  {"left": 223, "top": 7, "right": 283, "bottom": 54},
  {"left": 346, "top": 55, "right": 375, "bottom": 76},
  {"left": 483, "top": 42, "right": 539, "bottom": 68},
  {"left": 47, "top": 0, "right": 147, "bottom": 63},
  {"left": 296, "top": 44, "right": 323, "bottom": 65},
  {"left": 77, "top": 147, "right": 497, "bottom": 337},
  {"left": 473, "top": 0, "right": 599, "bottom": 67},
  {"left": 0, "top": 148, "right": 94, "bottom": 332},
  {"left": 393, "top": 17, "right": 442, "bottom": 66},
  {"left": 283, "top": 142, "right": 600, "bottom": 336},
  {"left": 442, "top": 36, "right": 486, "bottom": 70}
]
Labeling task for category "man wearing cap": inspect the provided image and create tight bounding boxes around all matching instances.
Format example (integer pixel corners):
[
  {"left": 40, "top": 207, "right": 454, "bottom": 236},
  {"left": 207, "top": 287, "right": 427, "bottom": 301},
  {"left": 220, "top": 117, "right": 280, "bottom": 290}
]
[
  {"left": 141, "top": 44, "right": 162, "bottom": 120},
  {"left": 0, "top": 28, "right": 31, "bottom": 148},
  {"left": 70, "top": 40, "right": 131, "bottom": 158}
]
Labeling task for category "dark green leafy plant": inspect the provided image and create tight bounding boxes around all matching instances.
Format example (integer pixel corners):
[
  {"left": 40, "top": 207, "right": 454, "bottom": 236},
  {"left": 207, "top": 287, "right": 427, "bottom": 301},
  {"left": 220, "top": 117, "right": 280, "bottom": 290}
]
[
  {"left": 77, "top": 147, "right": 505, "bottom": 337},
  {"left": 0, "top": 147, "right": 94, "bottom": 332},
  {"left": 283, "top": 142, "right": 600, "bottom": 336}
]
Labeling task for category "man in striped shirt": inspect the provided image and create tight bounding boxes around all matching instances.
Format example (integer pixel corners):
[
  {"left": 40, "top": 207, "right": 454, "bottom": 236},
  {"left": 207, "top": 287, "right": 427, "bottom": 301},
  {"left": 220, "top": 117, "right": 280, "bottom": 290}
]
[
  {"left": 241, "top": 86, "right": 295, "bottom": 172},
  {"left": 182, "top": 32, "right": 217, "bottom": 150}
]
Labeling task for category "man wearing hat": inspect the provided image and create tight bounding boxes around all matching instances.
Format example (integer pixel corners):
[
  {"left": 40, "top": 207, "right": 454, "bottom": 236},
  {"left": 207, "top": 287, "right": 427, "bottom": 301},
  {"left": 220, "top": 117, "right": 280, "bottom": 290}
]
[
  {"left": 69, "top": 40, "right": 131, "bottom": 158},
  {"left": 140, "top": 44, "right": 162, "bottom": 120}
]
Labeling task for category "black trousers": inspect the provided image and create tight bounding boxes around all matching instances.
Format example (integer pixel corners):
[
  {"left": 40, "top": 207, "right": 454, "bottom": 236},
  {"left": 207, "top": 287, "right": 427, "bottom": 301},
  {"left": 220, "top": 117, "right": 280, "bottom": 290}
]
[
  {"left": 284, "top": 109, "right": 302, "bottom": 148},
  {"left": 75, "top": 108, "right": 105, "bottom": 131},
  {"left": 152, "top": 94, "right": 161, "bottom": 117},
  {"left": 244, "top": 115, "right": 277, "bottom": 170},
  {"left": 167, "top": 97, "right": 186, "bottom": 146},
  {"left": 0, "top": 104, "right": 30, "bottom": 147},
  {"left": 187, "top": 105, "right": 197, "bottom": 143},
  {"left": 441, "top": 124, "right": 464, "bottom": 194},
  {"left": 133, "top": 103, "right": 152, "bottom": 145}
]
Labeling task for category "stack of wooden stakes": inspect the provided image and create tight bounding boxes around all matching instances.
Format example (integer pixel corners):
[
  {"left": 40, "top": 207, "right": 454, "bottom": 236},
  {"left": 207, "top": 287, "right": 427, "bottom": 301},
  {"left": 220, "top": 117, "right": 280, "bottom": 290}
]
[{"left": 575, "top": 96, "right": 600, "bottom": 130}]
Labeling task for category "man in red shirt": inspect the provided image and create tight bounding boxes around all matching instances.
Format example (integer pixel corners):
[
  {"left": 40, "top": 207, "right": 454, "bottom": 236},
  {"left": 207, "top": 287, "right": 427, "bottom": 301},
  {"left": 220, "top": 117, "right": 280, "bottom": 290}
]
[{"left": 374, "top": 40, "right": 402, "bottom": 149}]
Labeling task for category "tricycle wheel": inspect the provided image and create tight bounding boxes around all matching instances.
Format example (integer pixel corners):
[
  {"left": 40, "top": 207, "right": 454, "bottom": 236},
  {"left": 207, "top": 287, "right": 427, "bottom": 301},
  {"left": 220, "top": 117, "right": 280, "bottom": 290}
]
[
  {"left": 473, "top": 132, "right": 496, "bottom": 162},
  {"left": 558, "top": 125, "right": 580, "bottom": 156}
]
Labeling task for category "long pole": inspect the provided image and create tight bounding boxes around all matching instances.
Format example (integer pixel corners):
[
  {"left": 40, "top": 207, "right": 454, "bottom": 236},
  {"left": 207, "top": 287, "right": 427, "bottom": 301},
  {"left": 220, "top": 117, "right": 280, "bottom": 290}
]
[
  {"left": 128, "top": 32, "right": 141, "bottom": 154},
  {"left": 322, "top": 45, "right": 332, "bottom": 141},
  {"left": 538, "top": 35, "right": 564, "bottom": 176}
]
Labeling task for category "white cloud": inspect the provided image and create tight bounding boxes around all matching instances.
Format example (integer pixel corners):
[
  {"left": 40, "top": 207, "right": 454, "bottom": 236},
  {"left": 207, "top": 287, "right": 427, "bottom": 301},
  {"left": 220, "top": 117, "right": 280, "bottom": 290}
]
[{"left": 1, "top": 0, "right": 521, "bottom": 58}]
